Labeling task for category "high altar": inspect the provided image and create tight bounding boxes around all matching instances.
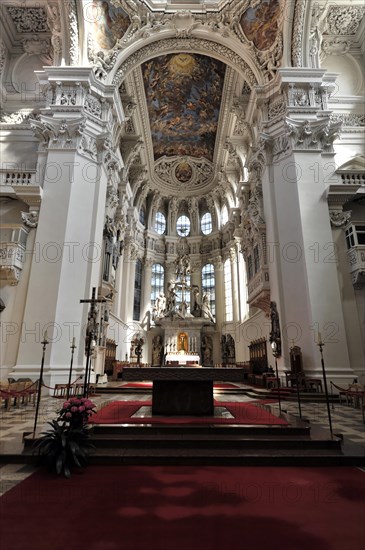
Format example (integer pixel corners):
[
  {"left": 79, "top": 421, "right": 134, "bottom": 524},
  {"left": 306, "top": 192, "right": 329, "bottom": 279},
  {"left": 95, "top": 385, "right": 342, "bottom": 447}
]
[{"left": 151, "top": 238, "right": 215, "bottom": 367}]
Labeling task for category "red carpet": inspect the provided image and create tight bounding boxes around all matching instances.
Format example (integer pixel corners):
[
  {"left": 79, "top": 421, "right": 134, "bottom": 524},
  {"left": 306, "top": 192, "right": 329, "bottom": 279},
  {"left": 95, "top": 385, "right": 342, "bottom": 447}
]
[
  {"left": 89, "top": 400, "right": 288, "bottom": 425},
  {"left": 1, "top": 466, "right": 364, "bottom": 550}
]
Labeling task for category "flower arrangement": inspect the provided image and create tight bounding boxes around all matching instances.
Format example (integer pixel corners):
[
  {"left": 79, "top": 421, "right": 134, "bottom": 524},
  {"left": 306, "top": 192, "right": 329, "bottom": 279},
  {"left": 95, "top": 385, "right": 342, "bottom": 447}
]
[
  {"left": 58, "top": 397, "right": 96, "bottom": 427},
  {"left": 34, "top": 397, "right": 96, "bottom": 478}
]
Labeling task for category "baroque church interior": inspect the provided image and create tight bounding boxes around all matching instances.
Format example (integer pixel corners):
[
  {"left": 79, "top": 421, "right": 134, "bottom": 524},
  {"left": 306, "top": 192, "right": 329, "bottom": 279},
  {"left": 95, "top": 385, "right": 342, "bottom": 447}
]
[
  {"left": 0, "top": 2, "right": 365, "bottom": 548},
  {"left": 0, "top": 0, "right": 364, "bottom": 387}
]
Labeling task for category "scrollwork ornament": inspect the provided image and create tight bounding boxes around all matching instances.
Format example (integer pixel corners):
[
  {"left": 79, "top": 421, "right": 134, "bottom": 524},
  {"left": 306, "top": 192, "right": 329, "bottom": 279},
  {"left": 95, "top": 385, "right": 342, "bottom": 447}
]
[
  {"left": 66, "top": 0, "right": 79, "bottom": 66},
  {"left": 0, "top": 38, "right": 7, "bottom": 78},
  {"left": 21, "top": 211, "right": 39, "bottom": 228},
  {"left": 292, "top": 0, "right": 306, "bottom": 67},
  {"left": 327, "top": 6, "right": 364, "bottom": 36},
  {"left": 84, "top": 95, "right": 102, "bottom": 119},
  {"left": 330, "top": 114, "right": 365, "bottom": 127},
  {"left": 7, "top": 7, "right": 48, "bottom": 33},
  {"left": 329, "top": 210, "right": 351, "bottom": 227},
  {"left": 107, "top": 186, "right": 119, "bottom": 209},
  {"left": 171, "top": 11, "right": 196, "bottom": 38}
]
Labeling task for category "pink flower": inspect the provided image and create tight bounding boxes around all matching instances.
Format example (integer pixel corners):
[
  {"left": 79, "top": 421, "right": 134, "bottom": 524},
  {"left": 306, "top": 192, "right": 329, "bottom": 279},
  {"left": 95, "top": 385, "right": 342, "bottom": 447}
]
[
  {"left": 70, "top": 406, "right": 78, "bottom": 413},
  {"left": 65, "top": 412, "right": 72, "bottom": 418},
  {"left": 78, "top": 406, "right": 85, "bottom": 412},
  {"left": 63, "top": 402, "right": 70, "bottom": 409}
]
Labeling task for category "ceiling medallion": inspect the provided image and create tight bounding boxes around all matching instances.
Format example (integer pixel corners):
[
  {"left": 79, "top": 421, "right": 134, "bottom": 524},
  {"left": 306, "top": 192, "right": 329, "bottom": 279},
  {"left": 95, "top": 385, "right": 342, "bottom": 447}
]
[
  {"left": 175, "top": 161, "right": 193, "bottom": 183},
  {"left": 154, "top": 156, "right": 214, "bottom": 196}
]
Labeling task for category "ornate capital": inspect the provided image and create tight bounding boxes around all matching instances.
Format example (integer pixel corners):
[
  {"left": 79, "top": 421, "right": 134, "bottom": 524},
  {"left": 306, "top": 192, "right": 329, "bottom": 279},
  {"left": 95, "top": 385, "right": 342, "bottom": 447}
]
[
  {"left": 286, "top": 117, "right": 341, "bottom": 153},
  {"left": 31, "top": 116, "right": 85, "bottom": 151}
]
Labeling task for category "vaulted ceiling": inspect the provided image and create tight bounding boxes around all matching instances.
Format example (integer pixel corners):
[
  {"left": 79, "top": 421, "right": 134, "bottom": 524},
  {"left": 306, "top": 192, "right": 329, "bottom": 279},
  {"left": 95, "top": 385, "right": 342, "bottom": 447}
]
[{"left": 1, "top": 0, "right": 364, "bottom": 209}]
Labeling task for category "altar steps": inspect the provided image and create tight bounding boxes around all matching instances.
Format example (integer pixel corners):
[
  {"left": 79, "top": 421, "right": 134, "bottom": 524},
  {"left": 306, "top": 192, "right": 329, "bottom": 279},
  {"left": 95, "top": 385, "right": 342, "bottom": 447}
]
[
  {"left": 18, "top": 416, "right": 364, "bottom": 466},
  {"left": 96, "top": 384, "right": 337, "bottom": 403},
  {"left": 84, "top": 424, "right": 362, "bottom": 466},
  {"left": 78, "top": 413, "right": 355, "bottom": 465}
]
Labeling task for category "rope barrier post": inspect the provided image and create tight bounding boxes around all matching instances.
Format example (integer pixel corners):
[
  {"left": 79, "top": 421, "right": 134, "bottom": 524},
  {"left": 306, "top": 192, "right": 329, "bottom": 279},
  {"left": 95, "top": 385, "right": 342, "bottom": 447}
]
[
  {"left": 318, "top": 338, "right": 333, "bottom": 438},
  {"left": 274, "top": 355, "right": 282, "bottom": 414},
  {"left": 295, "top": 372, "right": 302, "bottom": 419},
  {"left": 66, "top": 338, "right": 77, "bottom": 400},
  {"left": 32, "top": 332, "right": 49, "bottom": 437}
]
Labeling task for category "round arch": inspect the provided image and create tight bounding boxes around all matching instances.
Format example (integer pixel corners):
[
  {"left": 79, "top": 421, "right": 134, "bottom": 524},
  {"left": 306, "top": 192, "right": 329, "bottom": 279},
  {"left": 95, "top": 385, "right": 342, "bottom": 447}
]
[{"left": 107, "top": 34, "right": 263, "bottom": 87}]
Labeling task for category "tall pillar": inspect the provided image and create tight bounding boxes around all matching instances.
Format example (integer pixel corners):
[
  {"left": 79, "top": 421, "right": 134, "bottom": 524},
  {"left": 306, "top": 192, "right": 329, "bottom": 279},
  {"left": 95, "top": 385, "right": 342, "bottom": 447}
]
[
  {"left": 141, "top": 257, "right": 153, "bottom": 328},
  {"left": 230, "top": 247, "right": 240, "bottom": 323},
  {"left": 124, "top": 243, "right": 138, "bottom": 324},
  {"left": 13, "top": 68, "right": 123, "bottom": 388},
  {"left": 259, "top": 69, "right": 355, "bottom": 381},
  {"left": 213, "top": 255, "right": 224, "bottom": 330}
]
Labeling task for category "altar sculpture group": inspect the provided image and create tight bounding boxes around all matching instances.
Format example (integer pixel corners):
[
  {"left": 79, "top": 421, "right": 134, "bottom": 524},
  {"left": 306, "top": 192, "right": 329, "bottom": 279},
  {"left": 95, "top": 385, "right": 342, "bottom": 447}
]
[
  {"left": 152, "top": 238, "right": 215, "bottom": 322},
  {"left": 151, "top": 238, "right": 217, "bottom": 366}
]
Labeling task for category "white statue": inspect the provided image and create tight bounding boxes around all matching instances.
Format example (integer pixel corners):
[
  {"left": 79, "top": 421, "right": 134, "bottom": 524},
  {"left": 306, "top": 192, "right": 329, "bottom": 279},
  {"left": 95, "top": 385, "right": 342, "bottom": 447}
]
[
  {"left": 201, "top": 292, "right": 215, "bottom": 322},
  {"left": 153, "top": 292, "right": 166, "bottom": 320}
]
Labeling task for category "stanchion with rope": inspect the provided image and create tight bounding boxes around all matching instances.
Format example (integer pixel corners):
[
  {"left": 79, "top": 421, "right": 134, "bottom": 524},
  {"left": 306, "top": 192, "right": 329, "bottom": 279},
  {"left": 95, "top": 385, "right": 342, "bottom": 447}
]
[
  {"left": 270, "top": 340, "right": 282, "bottom": 415},
  {"left": 41, "top": 375, "right": 83, "bottom": 394},
  {"left": 317, "top": 334, "right": 333, "bottom": 438},
  {"left": 32, "top": 331, "right": 49, "bottom": 437}
]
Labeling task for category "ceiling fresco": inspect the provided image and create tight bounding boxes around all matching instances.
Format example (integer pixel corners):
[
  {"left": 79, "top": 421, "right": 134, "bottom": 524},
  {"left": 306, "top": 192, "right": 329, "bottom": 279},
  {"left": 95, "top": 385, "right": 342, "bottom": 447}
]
[
  {"left": 141, "top": 53, "right": 226, "bottom": 162},
  {"left": 90, "top": 0, "right": 130, "bottom": 50},
  {"left": 240, "top": 0, "right": 281, "bottom": 51}
]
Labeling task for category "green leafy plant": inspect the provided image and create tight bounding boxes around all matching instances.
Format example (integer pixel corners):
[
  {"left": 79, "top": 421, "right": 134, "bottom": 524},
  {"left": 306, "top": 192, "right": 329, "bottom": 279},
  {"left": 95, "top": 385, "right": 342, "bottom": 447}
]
[{"left": 34, "top": 420, "right": 94, "bottom": 479}]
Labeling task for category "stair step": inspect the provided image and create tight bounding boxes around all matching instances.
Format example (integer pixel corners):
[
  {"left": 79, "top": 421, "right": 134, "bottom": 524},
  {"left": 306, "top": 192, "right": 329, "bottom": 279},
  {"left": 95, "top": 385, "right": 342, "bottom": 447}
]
[{"left": 88, "top": 434, "right": 341, "bottom": 450}]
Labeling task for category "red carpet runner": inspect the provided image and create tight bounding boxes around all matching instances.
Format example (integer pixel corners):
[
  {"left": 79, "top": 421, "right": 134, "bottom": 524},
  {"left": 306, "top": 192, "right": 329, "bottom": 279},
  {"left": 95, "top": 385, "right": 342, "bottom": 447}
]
[
  {"left": 88, "top": 400, "right": 289, "bottom": 425},
  {"left": 1, "top": 466, "right": 364, "bottom": 550}
]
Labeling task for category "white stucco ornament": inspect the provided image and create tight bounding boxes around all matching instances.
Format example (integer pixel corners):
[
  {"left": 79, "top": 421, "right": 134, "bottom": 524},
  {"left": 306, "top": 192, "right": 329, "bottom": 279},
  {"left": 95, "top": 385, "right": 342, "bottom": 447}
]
[{"left": 171, "top": 11, "right": 196, "bottom": 38}]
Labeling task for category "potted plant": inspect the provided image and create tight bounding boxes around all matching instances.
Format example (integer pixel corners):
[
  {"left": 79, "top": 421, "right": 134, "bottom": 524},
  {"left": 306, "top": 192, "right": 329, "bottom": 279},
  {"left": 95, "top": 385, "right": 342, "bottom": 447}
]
[{"left": 34, "top": 397, "right": 96, "bottom": 478}]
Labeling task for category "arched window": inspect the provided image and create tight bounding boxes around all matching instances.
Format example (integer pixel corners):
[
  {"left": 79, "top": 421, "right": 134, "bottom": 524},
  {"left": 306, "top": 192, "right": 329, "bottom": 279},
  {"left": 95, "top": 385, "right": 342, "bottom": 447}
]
[
  {"left": 201, "top": 212, "right": 212, "bottom": 235},
  {"left": 139, "top": 207, "right": 145, "bottom": 226},
  {"left": 224, "top": 259, "right": 233, "bottom": 322},
  {"left": 151, "top": 263, "right": 164, "bottom": 308},
  {"left": 176, "top": 215, "right": 190, "bottom": 237},
  {"left": 202, "top": 263, "right": 215, "bottom": 316},
  {"left": 221, "top": 205, "right": 228, "bottom": 226},
  {"left": 133, "top": 259, "right": 142, "bottom": 321},
  {"left": 155, "top": 211, "right": 166, "bottom": 235}
]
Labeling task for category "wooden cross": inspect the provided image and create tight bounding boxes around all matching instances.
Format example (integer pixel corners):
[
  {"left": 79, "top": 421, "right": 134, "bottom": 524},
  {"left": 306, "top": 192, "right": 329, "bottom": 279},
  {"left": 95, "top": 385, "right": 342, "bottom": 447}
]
[{"left": 80, "top": 287, "right": 106, "bottom": 396}]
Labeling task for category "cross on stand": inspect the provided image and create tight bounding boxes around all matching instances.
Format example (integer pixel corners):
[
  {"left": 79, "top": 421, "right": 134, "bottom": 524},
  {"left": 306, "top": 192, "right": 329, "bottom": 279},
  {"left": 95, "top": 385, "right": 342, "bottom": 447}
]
[{"left": 80, "top": 287, "right": 106, "bottom": 397}]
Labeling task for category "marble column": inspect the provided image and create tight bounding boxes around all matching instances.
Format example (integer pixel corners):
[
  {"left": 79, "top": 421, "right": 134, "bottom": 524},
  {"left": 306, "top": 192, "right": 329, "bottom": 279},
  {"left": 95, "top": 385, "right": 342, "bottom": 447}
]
[
  {"left": 13, "top": 68, "right": 124, "bottom": 388},
  {"left": 230, "top": 248, "right": 240, "bottom": 323}
]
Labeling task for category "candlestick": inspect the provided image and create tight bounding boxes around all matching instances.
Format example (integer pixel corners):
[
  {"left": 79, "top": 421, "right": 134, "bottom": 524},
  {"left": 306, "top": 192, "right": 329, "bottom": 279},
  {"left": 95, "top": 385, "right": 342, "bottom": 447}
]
[
  {"left": 318, "top": 331, "right": 322, "bottom": 345},
  {"left": 72, "top": 336, "right": 76, "bottom": 347},
  {"left": 43, "top": 330, "right": 48, "bottom": 342},
  {"left": 67, "top": 337, "right": 77, "bottom": 400}
]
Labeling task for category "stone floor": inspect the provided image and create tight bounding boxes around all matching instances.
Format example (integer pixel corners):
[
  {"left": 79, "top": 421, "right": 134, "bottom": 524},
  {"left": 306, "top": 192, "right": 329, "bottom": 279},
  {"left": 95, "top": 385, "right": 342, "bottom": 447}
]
[{"left": 0, "top": 385, "right": 364, "bottom": 496}]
